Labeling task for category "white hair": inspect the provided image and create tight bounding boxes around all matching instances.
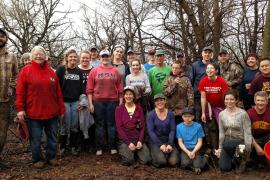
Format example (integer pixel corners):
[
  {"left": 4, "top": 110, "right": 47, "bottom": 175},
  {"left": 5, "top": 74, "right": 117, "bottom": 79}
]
[{"left": 30, "top": 46, "right": 46, "bottom": 59}]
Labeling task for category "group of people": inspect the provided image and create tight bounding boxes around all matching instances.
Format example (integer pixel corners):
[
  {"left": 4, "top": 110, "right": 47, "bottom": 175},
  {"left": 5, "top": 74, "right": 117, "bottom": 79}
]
[{"left": 0, "top": 27, "right": 269, "bottom": 174}]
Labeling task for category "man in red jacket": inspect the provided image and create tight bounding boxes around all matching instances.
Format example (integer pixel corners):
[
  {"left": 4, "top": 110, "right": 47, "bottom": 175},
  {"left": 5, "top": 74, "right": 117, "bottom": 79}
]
[{"left": 16, "top": 46, "right": 65, "bottom": 169}]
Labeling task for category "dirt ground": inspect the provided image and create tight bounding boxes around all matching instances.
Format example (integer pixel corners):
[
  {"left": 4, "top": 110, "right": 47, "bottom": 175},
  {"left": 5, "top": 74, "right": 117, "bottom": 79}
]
[{"left": 0, "top": 124, "right": 270, "bottom": 180}]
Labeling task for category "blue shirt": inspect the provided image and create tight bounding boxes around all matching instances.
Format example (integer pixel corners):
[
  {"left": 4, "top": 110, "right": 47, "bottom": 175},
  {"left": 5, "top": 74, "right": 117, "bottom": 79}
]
[
  {"left": 147, "top": 110, "right": 175, "bottom": 146},
  {"left": 176, "top": 122, "right": 205, "bottom": 150},
  {"left": 144, "top": 63, "right": 155, "bottom": 76}
]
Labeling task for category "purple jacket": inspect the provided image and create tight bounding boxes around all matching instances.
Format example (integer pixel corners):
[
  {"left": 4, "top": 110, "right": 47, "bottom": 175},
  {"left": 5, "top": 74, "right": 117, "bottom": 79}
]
[{"left": 115, "top": 104, "right": 145, "bottom": 145}]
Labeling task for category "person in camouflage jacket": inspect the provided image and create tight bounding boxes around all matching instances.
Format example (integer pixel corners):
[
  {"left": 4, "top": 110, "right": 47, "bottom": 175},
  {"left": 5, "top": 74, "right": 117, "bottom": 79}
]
[
  {"left": 164, "top": 61, "right": 194, "bottom": 124},
  {"left": 218, "top": 49, "right": 243, "bottom": 90}
]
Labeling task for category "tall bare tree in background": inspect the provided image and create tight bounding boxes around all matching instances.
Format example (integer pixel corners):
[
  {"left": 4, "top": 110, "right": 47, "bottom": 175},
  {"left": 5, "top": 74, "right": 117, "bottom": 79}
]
[
  {"left": 0, "top": 0, "right": 75, "bottom": 66},
  {"left": 262, "top": 0, "right": 270, "bottom": 58}
]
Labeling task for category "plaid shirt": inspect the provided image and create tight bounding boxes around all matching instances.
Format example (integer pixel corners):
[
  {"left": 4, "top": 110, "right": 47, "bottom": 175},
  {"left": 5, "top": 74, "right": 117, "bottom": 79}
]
[{"left": 0, "top": 48, "right": 18, "bottom": 102}]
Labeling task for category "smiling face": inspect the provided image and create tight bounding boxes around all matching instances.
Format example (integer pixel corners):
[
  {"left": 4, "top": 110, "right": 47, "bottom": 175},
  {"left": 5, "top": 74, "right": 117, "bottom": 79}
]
[
  {"left": 224, "top": 94, "right": 237, "bottom": 109},
  {"left": 206, "top": 64, "right": 217, "bottom": 78},
  {"left": 80, "top": 52, "right": 91, "bottom": 68},
  {"left": 113, "top": 47, "right": 123, "bottom": 61},
  {"left": 124, "top": 90, "right": 135, "bottom": 103},
  {"left": 100, "top": 54, "right": 110, "bottom": 66},
  {"left": 154, "top": 98, "right": 166, "bottom": 110},
  {"left": 32, "top": 48, "right": 46, "bottom": 64},
  {"left": 254, "top": 95, "right": 268, "bottom": 112},
  {"left": 155, "top": 55, "right": 165, "bottom": 66},
  {"left": 218, "top": 53, "right": 229, "bottom": 64},
  {"left": 131, "top": 60, "right": 141, "bottom": 73},
  {"left": 246, "top": 56, "right": 257, "bottom": 68},
  {"left": 202, "top": 50, "right": 213, "bottom": 62},
  {"left": 67, "top": 52, "right": 78, "bottom": 68},
  {"left": 259, "top": 59, "right": 270, "bottom": 76}
]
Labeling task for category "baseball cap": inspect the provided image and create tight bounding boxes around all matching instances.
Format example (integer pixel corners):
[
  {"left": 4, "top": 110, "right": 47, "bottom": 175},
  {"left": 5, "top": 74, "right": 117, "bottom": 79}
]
[
  {"left": 99, "top": 49, "right": 110, "bottom": 56},
  {"left": 90, "top": 46, "right": 98, "bottom": 51},
  {"left": 127, "top": 48, "right": 134, "bottom": 54},
  {"left": 154, "top": 93, "right": 166, "bottom": 101},
  {"left": 203, "top": 46, "right": 213, "bottom": 52},
  {"left": 182, "top": 107, "right": 194, "bottom": 115},
  {"left": 0, "top": 28, "right": 7, "bottom": 37},
  {"left": 219, "top": 49, "right": 228, "bottom": 55},
  {"left": 123, "top": 86, "right": 137, "bottom": 98},
  {"left": 176, "top": 51, "right": 185, "bottom": 57},
  {"left": 155, "top": 50, "right": 165, "bottom": 56}
]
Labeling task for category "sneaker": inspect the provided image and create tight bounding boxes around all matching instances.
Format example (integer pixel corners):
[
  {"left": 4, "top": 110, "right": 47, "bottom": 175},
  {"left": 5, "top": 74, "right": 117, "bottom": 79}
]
[
  {"left": 33, "top": 161, "right": 45, "bottom": 169},
  {"left": 110, "top": 149, "right": 117, "bottom": 155},
  {"left": 96, "top": 150, "right": 102, "bottom": 156},
  {"left": 194, "top": 168, "right": 201, "bottom": 175},
  {"left": 71, "top": 147, "right": 79, "bottom": 156},
  {"left": 48, "top": 159, "right": 60, "bottom": 166}
]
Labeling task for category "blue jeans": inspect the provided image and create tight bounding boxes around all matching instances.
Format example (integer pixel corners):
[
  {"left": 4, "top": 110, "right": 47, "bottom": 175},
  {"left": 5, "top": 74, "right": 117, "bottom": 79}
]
[
  {"left": 93, "top": 101, "right": 118, "bottom": 150},
  {"left": 27, "top": 117, "right": 58, "bottom": 162},
  {"left": 219, "top": 139, "right": 243, "bottom": 171},
  {"left": 60, "top": 101, "right": 79, "bottom": 135}
]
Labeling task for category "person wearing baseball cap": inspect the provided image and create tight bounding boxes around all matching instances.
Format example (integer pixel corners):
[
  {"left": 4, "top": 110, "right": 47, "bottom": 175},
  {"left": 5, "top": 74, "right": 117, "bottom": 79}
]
[
  {"left": 175, "top": 50, "right": 191, "bottom": 76},
  {"left": 147, "top": 93, "right": 180, "bottom": 167},
  {"left": 115, "top": 85, "right": 151, "bottom": 166},
  {"left": 190, "top": 45, "right": 215, "bottom": 122},
  {"left": 144, "top": 48, "right": 156, "bottom": 75},
  {"left": 0, "top": 27, "right": 18, "bottom": 165},
  {"left": 218, "top": 48, "right": 243, "bottom": 90},
  {"left": 86, "top": 48, "right": 123, "bottom": 156},
  {"left": 89, "top": 46, "right": 100, "bottom": 68},
  {"left": 176, "top": 107, "right": 207, "bottom": 174},
  {"left": 149, "top": 49, "right": 172, "bottom": 102}
]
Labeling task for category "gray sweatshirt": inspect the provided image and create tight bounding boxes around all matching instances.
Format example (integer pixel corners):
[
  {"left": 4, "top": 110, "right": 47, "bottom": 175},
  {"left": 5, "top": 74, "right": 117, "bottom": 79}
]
[
  {"left": 125, "top": 72, "right": 151, "bottom": 96},
  {"left": 218, "top": 108, "right": 252, "bottom": 152}
]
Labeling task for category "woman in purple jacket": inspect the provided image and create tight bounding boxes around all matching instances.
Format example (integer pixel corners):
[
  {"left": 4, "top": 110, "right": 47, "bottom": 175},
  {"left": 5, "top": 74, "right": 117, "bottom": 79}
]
[{"left": 115, "top": 86, "right": 151, "bottom": 166}]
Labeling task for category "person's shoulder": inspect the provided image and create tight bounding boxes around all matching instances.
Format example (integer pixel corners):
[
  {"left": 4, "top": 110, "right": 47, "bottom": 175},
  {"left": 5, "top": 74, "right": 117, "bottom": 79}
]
[{"left": 176, "top": 122, "right": 185, "bottom": 129}]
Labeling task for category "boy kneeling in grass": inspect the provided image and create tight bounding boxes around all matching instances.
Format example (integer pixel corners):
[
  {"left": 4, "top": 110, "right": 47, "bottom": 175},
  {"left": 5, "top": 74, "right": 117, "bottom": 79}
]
[{"left": 176, "top": 107, "right": 208, "bottom": 174}]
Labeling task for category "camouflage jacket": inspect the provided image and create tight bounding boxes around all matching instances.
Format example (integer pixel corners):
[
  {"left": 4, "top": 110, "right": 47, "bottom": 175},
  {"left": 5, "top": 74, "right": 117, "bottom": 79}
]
[
  {"left": 0, "top": 48, "right": 18, "bottom": 102},
  {"left": 163, "top": 73, "right": 194, "bottom": 116},
  {"left": 219, "top": 61, "right": 243, "bottom": 89}
]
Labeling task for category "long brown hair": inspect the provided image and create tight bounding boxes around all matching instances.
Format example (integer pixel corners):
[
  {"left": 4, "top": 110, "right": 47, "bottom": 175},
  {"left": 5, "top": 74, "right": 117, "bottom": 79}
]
[{"left": 62, "top": 48, "right": 78, "bottom": 69}]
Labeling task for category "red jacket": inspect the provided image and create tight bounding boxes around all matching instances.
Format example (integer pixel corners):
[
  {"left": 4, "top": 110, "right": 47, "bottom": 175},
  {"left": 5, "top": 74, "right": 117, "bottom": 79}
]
[{"left": 16, "top": 61, "right": 65, "bottom": 120}]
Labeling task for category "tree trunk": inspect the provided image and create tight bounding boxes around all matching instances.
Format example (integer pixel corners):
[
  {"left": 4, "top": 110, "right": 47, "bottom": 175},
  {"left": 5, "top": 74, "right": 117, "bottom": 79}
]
[{"left": 262, "top": 1, "right": 270, "bottom": 58}]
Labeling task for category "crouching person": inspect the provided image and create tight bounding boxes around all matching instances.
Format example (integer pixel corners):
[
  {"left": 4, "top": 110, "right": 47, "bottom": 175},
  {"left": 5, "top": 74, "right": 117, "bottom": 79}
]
[
  {"left": 217, "top": 90, "right": 252, "bottom": 173},
  {"left": 147, "top": 93, "right": 179, "bottom": 168},
  {"left": 16, "top": 46, "right": 65, "bottom": 169},
  {"left": 115, "top": 86, "right": 151, "bottom": 166},
  {"left": 177, "top": 107, "right": 207, "bottom": 174}
]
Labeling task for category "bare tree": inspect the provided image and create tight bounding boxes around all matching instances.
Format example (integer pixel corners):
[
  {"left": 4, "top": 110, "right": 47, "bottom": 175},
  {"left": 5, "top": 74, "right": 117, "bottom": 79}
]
[{"left": 0, "top": 0, "right": 75, "bottom": 63}]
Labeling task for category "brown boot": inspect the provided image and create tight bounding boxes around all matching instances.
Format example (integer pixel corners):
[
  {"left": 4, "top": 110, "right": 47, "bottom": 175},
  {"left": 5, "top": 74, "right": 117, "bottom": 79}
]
[
  {"left": 33, "top": 161, "right": 45, "bottom": 169},
  {"left": 48, "top": 159, "right": 60, "bottom": 166}
]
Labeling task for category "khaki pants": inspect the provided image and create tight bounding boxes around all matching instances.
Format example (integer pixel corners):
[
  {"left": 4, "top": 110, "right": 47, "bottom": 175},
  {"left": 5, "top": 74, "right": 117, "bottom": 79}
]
[{"left": 0, "top": 102, "right": 10, "bottom": 153}]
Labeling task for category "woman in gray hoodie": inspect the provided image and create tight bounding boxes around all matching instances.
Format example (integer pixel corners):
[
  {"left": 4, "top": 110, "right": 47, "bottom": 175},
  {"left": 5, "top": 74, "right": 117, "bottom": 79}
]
[{"left": 217, "top": 90, "right": 252, "bottom": 172}]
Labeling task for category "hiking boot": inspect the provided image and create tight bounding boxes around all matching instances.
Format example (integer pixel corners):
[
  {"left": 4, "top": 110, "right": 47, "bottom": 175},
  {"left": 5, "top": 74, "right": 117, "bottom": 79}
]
[
  {"left": 33, "top": 161, "right": 45, "bottom": 169},
  {"left": 194, "top": 168, "right": 201, "bottom": 175},
  {"left": 96, "top": 150, "right": 102, "bottom": 156},
  {"left": 110, "top": 149, "right": 118, "bottom": 155},
  {"left": 48, "top": 159, "right": 60, "bottom": 166}
]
